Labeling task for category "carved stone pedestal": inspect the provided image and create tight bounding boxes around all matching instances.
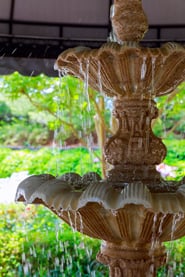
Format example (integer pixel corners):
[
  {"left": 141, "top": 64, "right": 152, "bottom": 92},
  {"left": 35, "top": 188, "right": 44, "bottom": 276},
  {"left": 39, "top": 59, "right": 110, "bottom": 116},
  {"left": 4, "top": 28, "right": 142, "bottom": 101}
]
[
  {"left": 104, "top": 98, "right": 166, "bottom": 184},
  {"left": 97, "top": 242, "right": 166, "bottom": 277}
]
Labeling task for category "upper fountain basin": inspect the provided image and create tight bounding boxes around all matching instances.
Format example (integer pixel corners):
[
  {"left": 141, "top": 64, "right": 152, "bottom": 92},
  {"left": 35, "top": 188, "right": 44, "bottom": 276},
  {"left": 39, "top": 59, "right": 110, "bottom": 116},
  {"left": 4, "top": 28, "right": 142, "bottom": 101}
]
[{"left": 55, "top": 42, "right": 185, "bottom": 99}]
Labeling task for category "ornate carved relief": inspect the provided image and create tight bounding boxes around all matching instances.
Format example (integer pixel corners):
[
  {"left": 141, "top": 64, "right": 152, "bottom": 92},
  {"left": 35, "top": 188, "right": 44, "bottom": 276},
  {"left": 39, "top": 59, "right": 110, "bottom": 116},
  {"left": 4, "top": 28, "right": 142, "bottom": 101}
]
[
  {"left": 55, "top": 43, "right": 185, "bottom": 99},
  {"left": 104, "top": 99, "right": 166, "bottom": 172},
  {"left": 97, "top": 242, "right": 166, "bottom": 277}
]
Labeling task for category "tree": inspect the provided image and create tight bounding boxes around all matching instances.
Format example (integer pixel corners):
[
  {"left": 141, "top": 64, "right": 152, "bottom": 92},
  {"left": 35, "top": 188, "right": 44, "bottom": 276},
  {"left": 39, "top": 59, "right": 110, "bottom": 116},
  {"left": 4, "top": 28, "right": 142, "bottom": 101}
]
[{"left": 153, "top": 83, "right": 185, "bottom": 139}]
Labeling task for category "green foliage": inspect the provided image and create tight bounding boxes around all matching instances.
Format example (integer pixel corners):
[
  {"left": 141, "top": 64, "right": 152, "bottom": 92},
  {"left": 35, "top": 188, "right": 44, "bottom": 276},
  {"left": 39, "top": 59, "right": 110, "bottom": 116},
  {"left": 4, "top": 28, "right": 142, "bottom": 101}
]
[
  {"left": 0, "top": 147, "right": 101, "bottom": 178},
  {"left": 0, "top": 204, "right": 108, "bottom": 277},
  {"left": 0, "top": 121, "right": 51, "bottom": 147},
  {"left": 0, "top": 93, "right": 33, "bottom": 118},
  {"left": 0, "top": 82, "right": 54, "bottom": 147},
  {"left": 0, "top": 73, "right": 184, "bottom": 161},
  {"left": 158, "top": 237, "right": 185, "bottom": 276},
  {"left": 163, "top": 139, "right": 185, "bottom": 180},
  {"left": 154, "top": 83, "right": 185, "bottom": 139},
  {"left": 0, "top": 101, "right": 12, "bottom": 122},
  {"left": 0, "top": 72, "right": 100, "bottom": 145},
  {"left": 0, "top": 137, "right": 184, "bottom": 180},
  {"left": 0, "top": 204, "right": 25, "bottom": 276}
]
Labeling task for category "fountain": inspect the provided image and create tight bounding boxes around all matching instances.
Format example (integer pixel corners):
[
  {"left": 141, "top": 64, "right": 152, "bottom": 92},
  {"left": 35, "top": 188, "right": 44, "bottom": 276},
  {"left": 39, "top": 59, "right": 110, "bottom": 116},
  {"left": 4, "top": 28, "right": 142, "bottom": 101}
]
[{"left": 15, "top": 0, "right": 185, "bottom": 276}]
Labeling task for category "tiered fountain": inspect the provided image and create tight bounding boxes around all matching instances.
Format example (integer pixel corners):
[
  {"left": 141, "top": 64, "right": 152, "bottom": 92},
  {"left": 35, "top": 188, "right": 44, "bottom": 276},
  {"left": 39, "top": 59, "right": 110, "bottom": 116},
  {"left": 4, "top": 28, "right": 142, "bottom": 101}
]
[{"left": 16, "top": 0, "right": 185, "bottom": 276}]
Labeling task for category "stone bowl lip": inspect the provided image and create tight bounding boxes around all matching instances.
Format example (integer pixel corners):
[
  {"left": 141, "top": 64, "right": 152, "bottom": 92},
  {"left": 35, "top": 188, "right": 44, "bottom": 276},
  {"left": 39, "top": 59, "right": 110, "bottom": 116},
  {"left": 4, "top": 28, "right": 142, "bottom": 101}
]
[
  {"left": 55, "top": 41, "right": 185, "bottom": 99},
  {"left": 56, "top": 41, "right": 185, "bottom": 62},
  {"left": 15, "top": 173, "right": 185, "bottom": 214},
  {"left": 15, "top": 173, "right": 185, "bottom": 243}
]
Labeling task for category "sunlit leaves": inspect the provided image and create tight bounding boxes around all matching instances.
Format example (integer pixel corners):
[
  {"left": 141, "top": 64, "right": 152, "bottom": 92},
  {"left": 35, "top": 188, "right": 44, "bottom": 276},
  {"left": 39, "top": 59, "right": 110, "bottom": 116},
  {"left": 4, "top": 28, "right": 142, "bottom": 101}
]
[
  {"left": 154, "top": 83, "right": 185, "bottom": 138},
  {"left": 0, "top": 72, "right": 99, "bottom": 143}
]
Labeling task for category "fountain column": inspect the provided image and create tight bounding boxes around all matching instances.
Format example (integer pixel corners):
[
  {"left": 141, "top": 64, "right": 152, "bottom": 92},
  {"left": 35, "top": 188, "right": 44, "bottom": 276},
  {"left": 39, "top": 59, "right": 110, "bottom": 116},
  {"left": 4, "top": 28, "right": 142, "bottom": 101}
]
[
  {"left": 105, "top": 98, "right": 167, "bottom": 185},
  {"left": 97, "top": 242, "right": 166, "bottom": 277},
  {"left": 96, "top": 93, "right": 169, "bottom": 275},
  {"left": 98, "top": 1, "right": 167, "bottom": 275}
]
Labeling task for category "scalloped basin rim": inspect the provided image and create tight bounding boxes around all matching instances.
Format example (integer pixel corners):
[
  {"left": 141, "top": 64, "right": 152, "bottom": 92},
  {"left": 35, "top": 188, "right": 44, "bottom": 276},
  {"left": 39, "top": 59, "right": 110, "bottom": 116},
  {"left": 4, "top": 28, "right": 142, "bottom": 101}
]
[
  {"left": 15, "top": 174, "right": 185, "bottom": 214},
  {"left": 59, "top": 42, "right": 185, "bottom": 57}
]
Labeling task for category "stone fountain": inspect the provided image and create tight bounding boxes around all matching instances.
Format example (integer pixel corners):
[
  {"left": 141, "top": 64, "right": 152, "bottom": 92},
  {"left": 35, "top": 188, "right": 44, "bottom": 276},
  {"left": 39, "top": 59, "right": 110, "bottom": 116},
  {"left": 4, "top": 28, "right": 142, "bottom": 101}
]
[{"left": 15, "top": 0, "right": 185, "bottom": 276}]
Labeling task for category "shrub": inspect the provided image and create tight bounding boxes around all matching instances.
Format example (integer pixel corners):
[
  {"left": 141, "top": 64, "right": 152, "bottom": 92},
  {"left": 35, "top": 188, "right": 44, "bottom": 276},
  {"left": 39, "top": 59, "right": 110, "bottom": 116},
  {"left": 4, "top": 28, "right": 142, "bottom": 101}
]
[
  {"left": 0, "top": 121, "right": 51, "bottom": 147},
  {"left": 0, "top": 147, "right": 101, "bottom": 178},
  {"left": 1, "top": 138, "right": 184, "bottom": 180}
]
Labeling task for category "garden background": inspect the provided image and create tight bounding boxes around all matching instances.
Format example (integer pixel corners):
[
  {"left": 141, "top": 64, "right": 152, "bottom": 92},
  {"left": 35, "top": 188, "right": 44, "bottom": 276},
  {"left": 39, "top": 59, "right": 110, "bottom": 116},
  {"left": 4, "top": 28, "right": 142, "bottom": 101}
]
[{"left": 0, "top": 73, "right": 185, "bottom": 276}]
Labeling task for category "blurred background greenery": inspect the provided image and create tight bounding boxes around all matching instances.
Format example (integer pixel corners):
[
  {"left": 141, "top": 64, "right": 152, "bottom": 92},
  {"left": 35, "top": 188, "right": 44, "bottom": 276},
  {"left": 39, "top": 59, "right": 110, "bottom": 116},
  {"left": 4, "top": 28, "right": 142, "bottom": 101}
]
[{"left": 0, "top": 73, "right": 184, "bottom": 276}]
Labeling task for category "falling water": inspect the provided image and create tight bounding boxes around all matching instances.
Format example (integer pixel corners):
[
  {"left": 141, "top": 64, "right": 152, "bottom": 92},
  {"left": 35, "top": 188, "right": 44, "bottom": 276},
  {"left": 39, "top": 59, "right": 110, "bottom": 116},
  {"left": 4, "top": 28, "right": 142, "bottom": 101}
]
[
  {"left": 11, "top": 48, "right": 17, "bottom": 55},
  {"left": 79, "top": 59, "right": 91, "bottom": 112},
  {"left": 84, "top": 59, "right": 93, "bottom": 158},
  {"left": 151, "top": 56, "right": 156, "bottom": 98},
  {"left": 150, "top": 213, "right": 158, "bottom": 254},
  {"left": 85, "top": 59, "right": 91, "bottom": 112},
  {"left": 77, "top": 211, "right": 84, "bottom": 234},
  {"left": 168, "top": 212, "right": 184, "bottom": 260},
  {"left": 79, "top": 58, "right": 99, "bottom": 169},
  {"left": 67, "top": 210, "right": 75, "bottom": 232},
  {"left": 66, "top": 210, "right": 84, "bottom": 234},
  {"left": 158, "top": 214, "right": 167, "bottom": 237},
  {"left": 163, "top": 213, "right": 185, "bottom": 276},
  {"left": 49, "top": 69, "right": 68, "bottom": 176},
  {"left": 144, "top": 119, "right": 149, "bottom": 155},
  {"left": 170, "top": 213, "right": 184, "bottom": 242},
  {"left": 141, "top": 56, "right": 147, "bottom": 81}
]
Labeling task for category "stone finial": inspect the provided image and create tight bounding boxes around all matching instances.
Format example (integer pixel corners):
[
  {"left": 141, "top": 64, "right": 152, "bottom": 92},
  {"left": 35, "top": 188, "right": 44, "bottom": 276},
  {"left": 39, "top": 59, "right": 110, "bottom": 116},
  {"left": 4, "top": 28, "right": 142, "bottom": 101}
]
[{"left": 111, "top": 0, "right": 148, "bottom": 42}]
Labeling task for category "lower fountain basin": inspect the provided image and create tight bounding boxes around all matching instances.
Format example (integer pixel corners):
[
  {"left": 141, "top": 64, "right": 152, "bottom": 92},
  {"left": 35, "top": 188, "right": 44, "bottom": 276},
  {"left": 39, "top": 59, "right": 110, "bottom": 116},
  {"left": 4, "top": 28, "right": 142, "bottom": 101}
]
[{"left": 15, "top": 172, "right": 185, "bottom": 245}]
